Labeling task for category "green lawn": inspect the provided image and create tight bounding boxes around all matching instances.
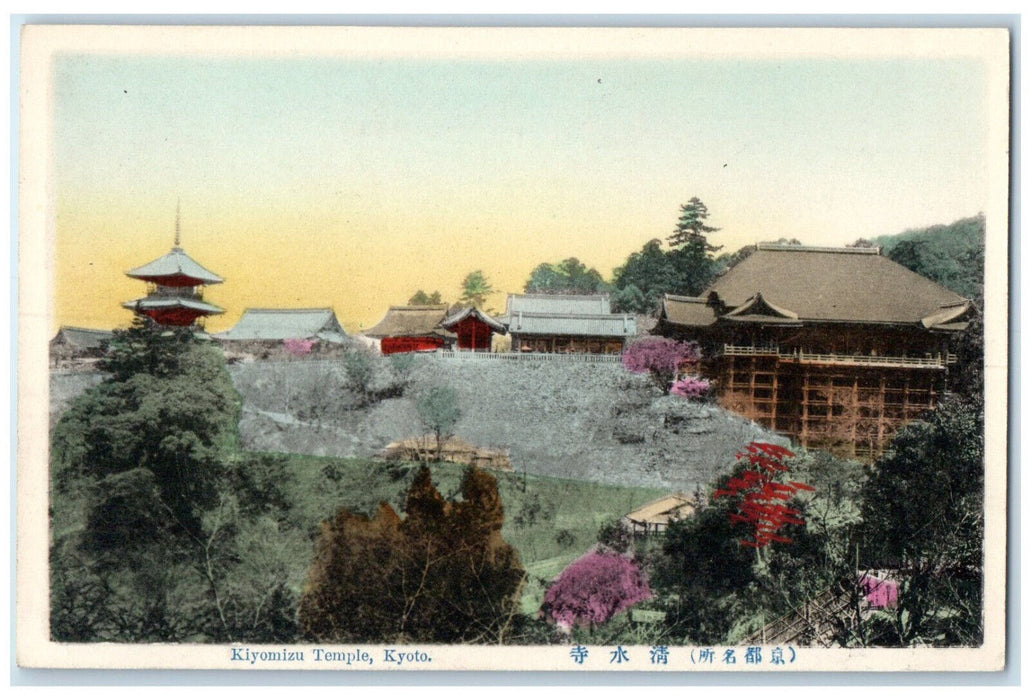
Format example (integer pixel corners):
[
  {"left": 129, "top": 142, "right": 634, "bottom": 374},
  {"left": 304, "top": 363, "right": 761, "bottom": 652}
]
[{"left": 279, "top": 452, "right": 667, "bottom": 613}]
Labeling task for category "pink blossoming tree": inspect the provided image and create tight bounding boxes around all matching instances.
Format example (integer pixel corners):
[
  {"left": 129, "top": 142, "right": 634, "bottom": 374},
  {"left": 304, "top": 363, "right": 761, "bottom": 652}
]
[
  {"left": 284, "top": 338, "right": 316, "bottom": 357},
  {"left": 671, "top": 375, "right": 711, "bottom": 399},
  {"left": 621, "top": 337, "right": 701, "bottom": 393},
  {"left": 541, "top": 550, "right": 652, "bottom": 631}
]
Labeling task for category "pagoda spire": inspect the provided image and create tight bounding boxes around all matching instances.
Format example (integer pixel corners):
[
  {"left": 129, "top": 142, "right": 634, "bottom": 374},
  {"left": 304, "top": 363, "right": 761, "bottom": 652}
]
[{"left": 173, "top": 199, "right": 182, "bottom": 250}]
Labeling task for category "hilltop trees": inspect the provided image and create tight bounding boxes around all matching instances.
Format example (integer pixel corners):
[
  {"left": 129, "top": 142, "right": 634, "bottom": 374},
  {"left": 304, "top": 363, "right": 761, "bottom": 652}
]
[
  {"left": 876, "top": 214, "right": 985, "bottom": 300},
  {"left": 667, "top": 197, "right": 723, "bottom": 296},
  {"left": 298, "top": 466, "right": 525, "bottom": 643},
  {"left": 408, "top": 289, "right": 444, "bottom": 305},
  {"left": 459, "top": 270, "right": 495, "bottom": 309},
  {"left": 524, "top": 258, "right": 608, "bottom": 296},
  {"left": 611, "top": 239, "right": 676, "bottom": 314},
  {"left": 611, "top": 198, "right": 723, "bottom": 310}
]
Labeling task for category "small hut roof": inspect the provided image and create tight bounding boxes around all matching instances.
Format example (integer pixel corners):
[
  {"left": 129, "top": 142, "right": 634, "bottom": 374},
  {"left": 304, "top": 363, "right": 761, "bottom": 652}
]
[
  {"left": 440, "top": 306, "right": 508, "bottom": 334},
  {"left": 363, "top": 305, "right": 455, "bottom": 339},
  {"left": 624, "top": 493, "right": 697, "bottom": 526},
  {"left": 51, "top": 326, "right": 114, "bottom": 349},
  {"left": 216, "top": 308, "right": 348, "bottom": 342},
  {"left": 126, "top": 248, "right": 223, "bottom": 286}
]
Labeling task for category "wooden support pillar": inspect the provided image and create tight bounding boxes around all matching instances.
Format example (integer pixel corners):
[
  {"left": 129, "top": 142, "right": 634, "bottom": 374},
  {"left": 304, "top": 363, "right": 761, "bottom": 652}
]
[
  {"left": 801, "top": 371, "right": 810, "bottom": 445},
  {"left": 851, "top": 375, "right": 859, "bottom": 447},
  {"left": 749, "top": 357, "right": 757, "bottom": 422},
  {"left": 877, "top": 373, "right": 886, "bottom": 454}
]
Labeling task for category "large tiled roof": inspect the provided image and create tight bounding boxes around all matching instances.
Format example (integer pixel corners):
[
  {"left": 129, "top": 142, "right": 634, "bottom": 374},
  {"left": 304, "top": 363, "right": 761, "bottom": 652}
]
[
  {"left": 696, "top": 245, "right": 968, "bottom": 326},
  {"left": 363, "top": 305, "right": 455, "bottom": 340},
  {"left": 127, "top": 248, "right": 224, "bottom": 285},
  {"left": 505, "top": 293, "right": 611, "bottom": 317},
  {"left": 216, "top": 308, "right": 348, "bottom": 342},
  {"left": 507, "top": 312, "right": 636, "bottom": 338},
  {"left": 658, "top": 295, "right": 717, "bottom": 327}
]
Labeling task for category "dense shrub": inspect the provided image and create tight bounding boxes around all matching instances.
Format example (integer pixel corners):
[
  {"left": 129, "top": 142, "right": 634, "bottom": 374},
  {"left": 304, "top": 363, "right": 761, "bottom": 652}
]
[
  {"left": 298, "top": 466, "right": 525, "bottom": 643},
  {"left": 541, "top": 550, "right": 652, "bottom": 630},
  {"left": 670, "top": 375, "right": 710, "bottom": 399}
]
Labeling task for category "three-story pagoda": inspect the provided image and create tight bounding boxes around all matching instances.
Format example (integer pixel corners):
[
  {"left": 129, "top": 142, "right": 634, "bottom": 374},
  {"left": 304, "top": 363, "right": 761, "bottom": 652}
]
[{"left": 122, "top": 210, "right": 224, "bottom": 326}]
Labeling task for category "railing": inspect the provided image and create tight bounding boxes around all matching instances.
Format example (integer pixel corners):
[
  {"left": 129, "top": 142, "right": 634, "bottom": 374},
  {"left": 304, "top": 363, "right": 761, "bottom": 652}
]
[
  {"left": 722, "top": 345, "right": 949, "bottom": 369},
  {"left": 436, "top": 350, "right": 623, "bottom": 363},
  {"left": 723, "top": 344, "right": 781, "bottom": 356},
  {"left": 741, "top": 586, "right": 854, "bottom": 647}
]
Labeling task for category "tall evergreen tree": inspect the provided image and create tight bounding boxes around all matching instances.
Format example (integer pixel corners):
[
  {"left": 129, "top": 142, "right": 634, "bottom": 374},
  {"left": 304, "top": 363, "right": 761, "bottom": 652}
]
[
  {"left": 666, "top": 198, "right": 723, "bottom": 296},
  {"left": 459, "top": 270, "right": 495, "bottom": 309}
]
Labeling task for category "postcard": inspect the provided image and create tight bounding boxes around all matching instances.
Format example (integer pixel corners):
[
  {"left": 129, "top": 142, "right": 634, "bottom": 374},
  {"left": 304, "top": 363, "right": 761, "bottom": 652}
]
[{"left": 17, "top": 24, "right": 1010, "bottom": 673}]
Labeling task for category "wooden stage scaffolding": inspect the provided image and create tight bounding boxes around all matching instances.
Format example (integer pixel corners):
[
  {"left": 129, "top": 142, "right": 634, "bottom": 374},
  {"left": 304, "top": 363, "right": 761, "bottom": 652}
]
[{"left": 714, "top": 345, "right": 952, "bottom": 459}]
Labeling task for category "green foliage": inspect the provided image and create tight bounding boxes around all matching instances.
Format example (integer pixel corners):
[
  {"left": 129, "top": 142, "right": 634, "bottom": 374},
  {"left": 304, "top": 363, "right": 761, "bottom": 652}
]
[
  {"left": 611, "top": 200, "right": 723, "bottom": 307},
  {"left": 49, "top": 324, "right": 303, "bottom": 644},
  {"left": 667, "top": 198, "right": 722, "bottom": 296},
  {"left": 407, "top": 289, "right": 443, "bottom": 305},
  {"left": 654, "top": 504, "right": 757, "bottom": 644},
  {"left": 387, "top": 352, "right": 418, "bottom": 389},
  {"left": 459, "top": 270, "right": 495, "bottom": 309},
  {"left": 668, "top": 197, "right": 721, "bottom": 250},
  {"left": 611, "top": 239, "right": 677, "bottom": 314},
  {"left": 342, "top": 348, "right": 376, "bottom": 406},
  {"left": 298, "top": 466, "right": 525, "bottom": 643},
  {"left": 948, "top": 306, "right": 984, "bottom": 399},
  {"left": 874, "top": 214, "right": 985, "bottom": 300},
  {"left": 100, "top": 317, "right": 200, "bottom": 381},
  {"left": 416, "top": 385, "right": 462, "bottom": 462},
  {"left": 852, "top": 397, "right": 983, "bottom": 646},
  {"left": 859, "top": 397, "right": 983, "bottom": 570},
  {"left": 524, "top": 258, "right": 609, "bottom": 296},
  {"left": 650, "top": 448, "right": 868, "bottom": 645},
  {"left": 52, "top": 331, "right": 239, "bottom": 529},
  {"left": 597, "top": 519, "right": 633, "bottom": 554}
]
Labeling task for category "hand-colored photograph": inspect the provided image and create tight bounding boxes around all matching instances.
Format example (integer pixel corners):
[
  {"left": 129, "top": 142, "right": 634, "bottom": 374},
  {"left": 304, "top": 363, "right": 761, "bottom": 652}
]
[{"left": 17, "top": 24, "right": 1010, "bottom": 673}]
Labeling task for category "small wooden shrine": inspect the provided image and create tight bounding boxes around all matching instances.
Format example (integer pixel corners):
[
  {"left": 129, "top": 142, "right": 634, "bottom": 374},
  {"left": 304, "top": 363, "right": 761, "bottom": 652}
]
[{"left": 440, "top": 306, "right": 507, "bottom": 352}]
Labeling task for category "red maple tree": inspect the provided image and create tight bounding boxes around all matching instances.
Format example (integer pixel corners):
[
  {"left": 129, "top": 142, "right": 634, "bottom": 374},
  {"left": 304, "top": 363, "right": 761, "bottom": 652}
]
[{"left": 714, "top": 442, "right": 814, "bottom": 549}]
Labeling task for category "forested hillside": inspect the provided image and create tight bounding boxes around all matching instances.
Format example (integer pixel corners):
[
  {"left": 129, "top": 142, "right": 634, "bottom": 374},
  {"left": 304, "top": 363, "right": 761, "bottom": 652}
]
[{"left": 872, "top": 214, "right": 985, "bottom": 300}]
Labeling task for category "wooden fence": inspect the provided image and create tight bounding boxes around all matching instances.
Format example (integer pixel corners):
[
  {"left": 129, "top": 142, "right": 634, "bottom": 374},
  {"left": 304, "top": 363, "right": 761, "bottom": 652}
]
[
  {"left": 436, "top": 350, "right": 623, "bottom": 364},
  {"left": 722, "top": 345, "right": 953, "bottom": 369}
]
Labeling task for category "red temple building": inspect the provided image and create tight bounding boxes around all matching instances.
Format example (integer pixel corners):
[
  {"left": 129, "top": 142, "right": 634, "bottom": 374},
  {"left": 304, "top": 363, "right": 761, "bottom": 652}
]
[
  {"left": 440, "top": 306, "right": 507, "bottom": 351},
  {"left": 121, "top": 211, "right": 225, "bottom": 326}
]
